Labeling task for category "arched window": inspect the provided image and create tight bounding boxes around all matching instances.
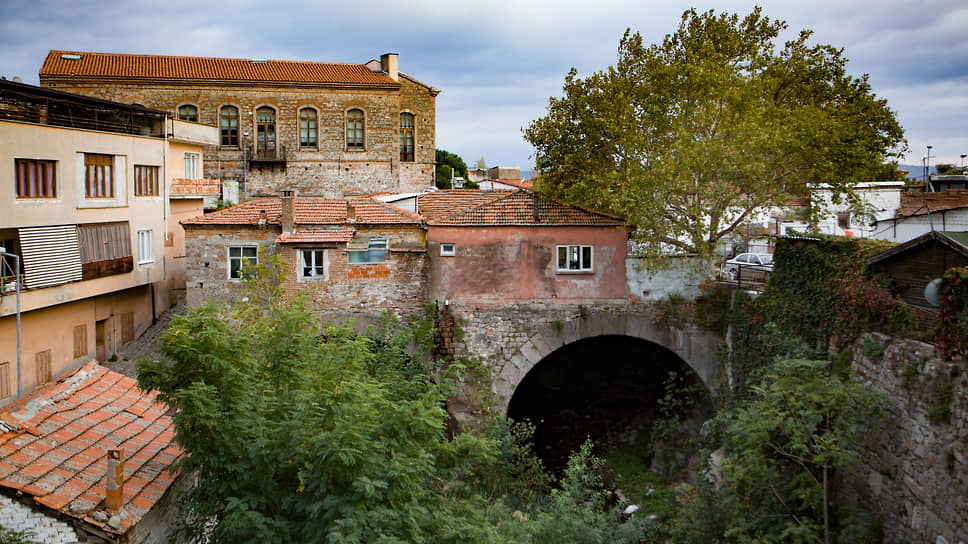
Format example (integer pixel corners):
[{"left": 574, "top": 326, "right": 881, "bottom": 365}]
[
  {"left": 399, "top": 113, "right": 414, "bottom": 162},
  {"left": 177, "top": 104, "right": 198, "bottom": 122},
  {"left": 220, "top": 106, "right": 238, "bottom": 146},
  {"left": 256, "top": 106, "right": 276, "bottom": 153},
  {"left": 299, "top": 108, "right": 318, "bottom": 148},
  {"left": 346, "top": 109, "right": 364, "bottom": 150}
]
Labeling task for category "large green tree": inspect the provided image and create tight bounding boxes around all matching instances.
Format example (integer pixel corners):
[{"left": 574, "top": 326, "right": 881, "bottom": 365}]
[
  {"left": 435, "top": 149, "right": 469, "bottom": 189},
  {"left": 524, "top": 8, "right": 906, "bottom": 258}
]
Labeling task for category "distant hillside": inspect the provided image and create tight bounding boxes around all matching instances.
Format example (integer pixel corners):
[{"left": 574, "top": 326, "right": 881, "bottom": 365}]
[{"left": 898, "top": 164, "right": 936, "bottom": 180}]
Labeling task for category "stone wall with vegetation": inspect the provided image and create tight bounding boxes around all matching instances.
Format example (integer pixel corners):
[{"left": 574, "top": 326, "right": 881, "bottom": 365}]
[{"left": 847, "top": 332, "right": 967, "bottom": 544}]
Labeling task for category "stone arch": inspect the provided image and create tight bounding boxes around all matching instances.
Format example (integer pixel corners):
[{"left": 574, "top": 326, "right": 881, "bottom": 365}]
[{"left": 493, "top": 308, "right": 721, "bottom": 414}]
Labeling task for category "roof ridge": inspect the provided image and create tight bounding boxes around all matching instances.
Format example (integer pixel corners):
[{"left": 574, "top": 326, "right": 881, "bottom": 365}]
[
  {"left": 366, "top": 197, "right": 424, "bottom": 223},
  {"left": 46, "top": 50, "right": 368, "bottom": 68}
]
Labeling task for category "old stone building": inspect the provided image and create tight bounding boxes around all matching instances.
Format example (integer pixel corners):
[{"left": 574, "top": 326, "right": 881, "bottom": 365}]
[{"left": 38, "top": 50, "right": 439, "bottom": 197}]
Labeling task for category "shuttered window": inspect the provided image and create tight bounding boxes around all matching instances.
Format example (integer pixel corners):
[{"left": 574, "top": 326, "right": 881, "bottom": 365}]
[
  {"left": 134, "top": 165, "right": 159, "bottom": 196},
  {"left": 0, "top": 362, "right": 9, "bottom": 399},
  {"left": 84, "top": 154, "right": 114, "bottom": 198},
  {"left": 73, "top": 324, "right": 88, "bottom": 359},
  {"left": 77, "top": 222, "right": 131, "bottom": 263},
  {"left": 16, "top": 159, "right": 56, "bottom": 198},
  {"left": 121, "top": 312, "right": 134, "bottom": 343},
  {"left": 35, "top": 350, "right": 52, "bottom": 385}
]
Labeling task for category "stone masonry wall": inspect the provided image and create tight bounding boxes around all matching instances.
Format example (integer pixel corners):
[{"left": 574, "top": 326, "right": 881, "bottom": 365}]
[
  {"left": 184, "top": 225, "right": 281, "bottom": 306},
  {"left": 847, "top": 332, "right": 967, "bottom": 544},
  {"left": 43, "top": 78, "right": 436, "bottom": 196}
]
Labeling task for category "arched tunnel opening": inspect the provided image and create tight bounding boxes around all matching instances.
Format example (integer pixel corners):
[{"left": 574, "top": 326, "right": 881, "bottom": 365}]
[{"left": 506, "top": 335, "right": 714, "bottom": 475}]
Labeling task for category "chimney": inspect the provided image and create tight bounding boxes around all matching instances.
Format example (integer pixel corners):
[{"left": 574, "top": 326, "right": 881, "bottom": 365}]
[
  {"left": 281, "top": 190, "right": 295, "bottom": 234},
  {"left": 258, "top": 209, "right": 267, "bottom": 227},
  {"left": 106, "top": 449, "right": 125, "bottom": 511},
  {"left": 346, "top": 202, "right": 356, "bottom": 222},
  {"left": 532, "top": 192, "right": 540, "bottom": 223},
  {"left": 380, "top": 53, "right": 399, "bottom": 82}
]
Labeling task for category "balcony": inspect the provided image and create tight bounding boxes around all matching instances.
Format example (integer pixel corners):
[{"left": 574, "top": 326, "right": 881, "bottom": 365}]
[{"left": 247, "top": 144, "right": 287, "bottom": 166}]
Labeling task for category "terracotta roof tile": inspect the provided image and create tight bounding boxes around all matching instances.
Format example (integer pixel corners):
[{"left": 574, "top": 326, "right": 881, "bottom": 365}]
[
  {"left": 416, "top": 190, "right": 507, "bottom": 221},
  {"left": 276, "top": 228, "right": 355, "bottom": 244},
  {"left": 0, "top": 362, "right": 182, "bottom": 536},
  {"left": 181, "top": 196, "right": 422, "bottom": 226},
  {"left": 422, "top": 189, "right": 628, "bottom": 227},
  {"left": 41, "top": 51, "right": 399, "bottom": 88},
  {"left": 897, "top": 190, "right": 968, "bottom": 217}
]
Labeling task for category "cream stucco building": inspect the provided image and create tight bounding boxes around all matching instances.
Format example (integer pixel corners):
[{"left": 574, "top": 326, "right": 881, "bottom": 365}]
[{"left": 0, "top": 80, "right": 217, "bottom": 404}]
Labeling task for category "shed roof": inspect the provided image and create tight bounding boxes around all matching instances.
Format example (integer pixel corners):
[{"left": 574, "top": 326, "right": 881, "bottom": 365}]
[
  {"left": 40, "top": 50, "right": 400, "bottom": 88},
  {"left": 867, "top": 230, "right": 968, "bottom": 265},
  {"left": 0, "top": 362, "right": 181, "bottom": 537},
  {"left": 897, "top": 190, "right": 968, "bottom": 217}
]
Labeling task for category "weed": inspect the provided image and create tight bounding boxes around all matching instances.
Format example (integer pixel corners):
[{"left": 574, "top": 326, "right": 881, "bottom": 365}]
[
  {"left": 928, "top": 375, "right": 954, "bottom": 425},
  {"left": 862, "top": 339, "right": 885, "bottom": 360}
]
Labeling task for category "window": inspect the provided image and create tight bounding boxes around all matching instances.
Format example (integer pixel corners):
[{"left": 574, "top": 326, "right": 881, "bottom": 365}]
[
  {"left": 134, "top": 165, "right": 159, "bottom": 196},
  {"left": 348, "top": 238, "right": 386, "bottom": 264},
  {"left": 220, "top": 106, "right": 239, "bottom": 146},
  {"left": 299, "top": 249, "right": 327, "bottom": 279},
  {"left": 837, "top": 210, "right": 852, "bottom": 230},
  {"left": 440, "top": 243, "right": 455, "bottom": 257},
  {"left": 256, "top": 106, "right": 276, "bottom": 152},
  {"left": 399, "top": 113, "right": 414, "bottom": 162},
  {"left": 346, "top": 109, "right": 364, "bottom": 150},
  {"left": 137, "top": 230, "right": 153, "bottom": 264},
  {"left": 84, "top": 154, "right": 114, "bottom": 198},
  {"left": 556, "top": 245, "right": 593, "bottom": 272},
  {"left": 184, "top": 153, "right": 200, "bottom": 179},
  {"left": 228, "top": 246, "right": 258, "bottom": 279},
  {"left": 177, "top": 104, "right": 198, "bottom": 122},
  {"left": 15, "top": 159, "right": 56, "bottom": 198},
  {"left": 299, "top": 108, "right": 318, "bottom": 148},
  {"left": 78, "top": 222, "right": 131, "bottom": 264}
]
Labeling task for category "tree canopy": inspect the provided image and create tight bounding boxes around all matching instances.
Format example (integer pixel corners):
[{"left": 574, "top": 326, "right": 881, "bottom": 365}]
[
  {"left": 524, "top": 8, "right": 906, "bottom": 258},
  {"left": 435, "top": 149, "right": 469, "bottom": 189}
]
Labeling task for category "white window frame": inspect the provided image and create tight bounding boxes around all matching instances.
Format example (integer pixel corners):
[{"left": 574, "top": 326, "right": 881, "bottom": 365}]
[
  {"left": 440, "top": 243, "right": 456, "bottom": 257},
  {"left": 184, "top": 152, "right": 200, "bottom": 180},
  {"left": 137, "top": 230, "right": 153, "bottom": 264},
  {"left": 228, "top": 245, "right": 259, "bottom": 280},
  {"left": 298, "top": 249, "right": 328, "bottom": 280},
  {"left": 556, "top": 244, "right": 593, "bottom": 273}
]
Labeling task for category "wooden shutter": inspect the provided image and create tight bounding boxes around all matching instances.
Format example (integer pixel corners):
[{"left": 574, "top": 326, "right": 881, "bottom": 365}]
[
  {"left": 121, "top": 312, "right": 134, "bottom": 343},
  {"left": 35, "top": 350, "right": 52, "bottom": 385},
  {"left": 0, "top": 363, "right": 9, "bottom": 398},
  {"left": 73, "top": 324, "right": 88, "bottom": 358}
]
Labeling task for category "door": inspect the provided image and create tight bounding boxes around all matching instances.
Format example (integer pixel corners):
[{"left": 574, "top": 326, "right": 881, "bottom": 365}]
[{"left": 96, "top": 319, "right": 106, "bottom": 362}]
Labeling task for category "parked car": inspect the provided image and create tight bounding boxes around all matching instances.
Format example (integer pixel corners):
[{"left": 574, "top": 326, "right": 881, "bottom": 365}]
[{"left": 723, "top": 253, "right": 773, "bottom": 281}]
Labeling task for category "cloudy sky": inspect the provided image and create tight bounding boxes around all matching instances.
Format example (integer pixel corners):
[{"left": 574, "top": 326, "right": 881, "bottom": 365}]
[{"left": 3, "top": 0, "right": 967, "bottom": 173}]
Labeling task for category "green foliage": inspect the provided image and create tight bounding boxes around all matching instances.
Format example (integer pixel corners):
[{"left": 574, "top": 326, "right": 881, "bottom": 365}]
[
  {"left": 0, "top": 528, "right": 36, "bottom": 544},
  {"left": 936, "top": 266, "right": 968, "bottom": 360},
  {"left": 677, "top": 359, "right": 885, "bottom": 543},
  {"left": 862, "top": 338, "right": 886, "bottom": 360},
  {"left": 832, "top": 349, "right": 853, "bottom": 380},
  {"left": 524, "top": 8, "right": 905, "bottom": 259},
  {"left": 435, "top": 149, "right": 469, "bottom": 190},
  {"left": 928, "top": 375, "right": 954, "bottom": 425},
  {"left": 138, "top": 269, "right": 501, "bottom": 543},
  {"left": 935, "top": 163, "right": 965, "bottom": 176},
  {"left": 729, "top": 236, "right": 914, "bottom": 401},
  {"left": 475, "top": 156, "right": 486, "bottom": 170}
]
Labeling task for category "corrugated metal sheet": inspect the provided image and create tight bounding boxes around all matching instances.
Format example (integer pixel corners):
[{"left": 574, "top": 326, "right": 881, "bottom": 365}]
[
  {"left": 77, "top": 222, "right": 131, "bottom": 263},
  {"left": 18, "top": 226, "right": 83, "bottom": 289}
]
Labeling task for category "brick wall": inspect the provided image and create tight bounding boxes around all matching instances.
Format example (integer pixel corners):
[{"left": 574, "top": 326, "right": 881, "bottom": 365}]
[
  {"left": 186, "top": 225, "right": 429, "bottom": 314},
  {"left": 43, "top": 77, "right": 437, "bottom": 196}
]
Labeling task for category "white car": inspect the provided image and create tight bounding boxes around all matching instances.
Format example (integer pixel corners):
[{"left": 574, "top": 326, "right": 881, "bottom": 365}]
[{"left": 723, "top": 253, "right": 773, "bottom": 281}]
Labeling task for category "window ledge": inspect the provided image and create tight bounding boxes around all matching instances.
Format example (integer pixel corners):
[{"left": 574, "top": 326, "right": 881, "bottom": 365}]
[{"left": 555, "top": 270, "right": 594, "bottom": 275}]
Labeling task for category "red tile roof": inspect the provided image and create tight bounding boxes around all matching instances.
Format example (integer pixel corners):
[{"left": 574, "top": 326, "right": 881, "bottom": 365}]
[
  {"left": 0, "top": 363, "right": 181, "bottom": 536},
  {"left": 276, "top": 228, "right": 355, "bottom": 244},
  {"left": 421, "top": 189, "right": 628, "bottom": 227},
  {"left": 169, "top": 178, "right": 220, "bottom": 195},
  {"left": 416, "top": 190, "right": 507, "bottom": 221},
  {"left": 897, "top": 190, "right": 968, "bottom": 217},
  {"left": 181, "top": 196, "right": 422, "bottom": 226},
  {"left": 40, "top": 51, "right": 399, "bottom": 88}
]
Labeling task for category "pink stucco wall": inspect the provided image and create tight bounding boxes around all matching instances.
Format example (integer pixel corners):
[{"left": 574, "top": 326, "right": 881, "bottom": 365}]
[{"left": 427, "top": 225, "right": 628, "bottom": 306}]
